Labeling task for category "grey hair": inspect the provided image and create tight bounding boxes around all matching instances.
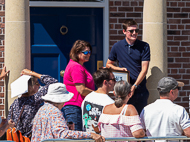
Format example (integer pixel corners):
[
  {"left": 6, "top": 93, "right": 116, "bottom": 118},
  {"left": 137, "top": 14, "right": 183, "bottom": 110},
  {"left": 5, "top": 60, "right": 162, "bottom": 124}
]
[{"left": 114, "top": 80, "right": 131, "bottom": 108}]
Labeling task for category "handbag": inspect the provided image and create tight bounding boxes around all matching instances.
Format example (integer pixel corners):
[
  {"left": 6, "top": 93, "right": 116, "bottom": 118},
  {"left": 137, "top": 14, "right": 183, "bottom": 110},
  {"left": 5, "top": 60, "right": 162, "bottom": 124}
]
[{"left": 6, "top": 105, "right": 31, "bottom": 142}]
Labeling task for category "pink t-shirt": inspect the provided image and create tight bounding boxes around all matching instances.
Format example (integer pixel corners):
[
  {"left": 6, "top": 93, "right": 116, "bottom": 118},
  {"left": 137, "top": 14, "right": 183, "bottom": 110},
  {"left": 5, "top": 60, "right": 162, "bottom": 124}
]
[{"left": 63, "top": 59, "right": 95, "bottom": 107}]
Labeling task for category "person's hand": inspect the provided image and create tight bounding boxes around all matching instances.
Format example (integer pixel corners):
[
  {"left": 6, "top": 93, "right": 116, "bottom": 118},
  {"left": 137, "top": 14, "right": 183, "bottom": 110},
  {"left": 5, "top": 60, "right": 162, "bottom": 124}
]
[
  {"left": 0, "top": 66, "right": 10, "bottom": 79},
  {"left": 21, "top": 69, "right": 33, "bottom": 76},
  {"left": 130, "top": 85, "right": 136, "bottom": 98},
  {"left": 118, "top": 67, "right": 127, "bottom": 72},
  {"left": 92, "top": 124, "right": 101, "bottom": 134},
  {"left": 67, "top": 122, "right": 75, "bottom": 130},
  {"left": 7, "top": 119, "right": 15, "bottom": 128},
  {"left": 91, "top": 133, "right": 105, "bottom": 142}
]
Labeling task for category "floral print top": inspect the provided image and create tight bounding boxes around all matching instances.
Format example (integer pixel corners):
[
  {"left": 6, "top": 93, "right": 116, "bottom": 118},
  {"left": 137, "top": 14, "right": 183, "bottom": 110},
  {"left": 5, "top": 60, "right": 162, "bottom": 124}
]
[
  {"left": 31, "top": 102, "right": 91, "bottom": 142},
  {"left": 7, "top": 75, "right": 58, "bottom": 137}
]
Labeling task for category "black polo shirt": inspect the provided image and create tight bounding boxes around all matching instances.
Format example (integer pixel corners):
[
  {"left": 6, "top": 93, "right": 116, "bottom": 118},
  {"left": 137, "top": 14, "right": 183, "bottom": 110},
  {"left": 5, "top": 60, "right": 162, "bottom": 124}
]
[{"left": 108, "top": 38, "right": 150, "bottom": 92}]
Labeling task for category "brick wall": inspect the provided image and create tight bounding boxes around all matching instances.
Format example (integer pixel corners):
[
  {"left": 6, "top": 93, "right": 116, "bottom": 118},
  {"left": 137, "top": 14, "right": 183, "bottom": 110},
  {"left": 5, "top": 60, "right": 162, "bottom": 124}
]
[
  {"left": 0, "top": 0, "right": 5, "bottom": 118},
  {"left": 109, "top": 0, "right": 190, "bottom": 113},
  {"left": 167, "top": 0, "right": 190, "bottom": 112}
]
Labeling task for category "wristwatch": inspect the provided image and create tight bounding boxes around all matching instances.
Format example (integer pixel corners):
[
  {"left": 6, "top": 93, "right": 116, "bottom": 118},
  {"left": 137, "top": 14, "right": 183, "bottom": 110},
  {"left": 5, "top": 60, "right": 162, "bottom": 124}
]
[{"left": 133, "top": 84, "right": 137, "bottom": 89}]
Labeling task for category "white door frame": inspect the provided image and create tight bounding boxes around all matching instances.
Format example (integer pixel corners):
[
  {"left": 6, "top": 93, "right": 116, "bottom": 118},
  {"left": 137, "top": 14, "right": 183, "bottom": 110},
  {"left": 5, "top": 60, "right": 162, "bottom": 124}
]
[{"left": 29, "top": 1, "right": 109, "bottom": 66}]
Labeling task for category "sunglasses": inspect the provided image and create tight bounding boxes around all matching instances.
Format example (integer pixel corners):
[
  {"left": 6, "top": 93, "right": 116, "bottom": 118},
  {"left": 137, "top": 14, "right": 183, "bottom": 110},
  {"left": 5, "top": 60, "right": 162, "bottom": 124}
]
[
  {"left": 127, "top": 29, "right": 139, "bottom": 34},
  {"left": 81, "top": 51, "right": 91, "bottom": 55},
  {"left": 107, "top": 78, "right": 116, "bottom": 82}
]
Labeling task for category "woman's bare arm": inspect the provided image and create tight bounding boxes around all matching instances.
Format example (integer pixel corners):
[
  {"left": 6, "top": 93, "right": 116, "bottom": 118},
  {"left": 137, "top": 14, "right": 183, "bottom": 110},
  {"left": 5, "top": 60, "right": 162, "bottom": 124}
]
[{"left": 75, "top": 83, "right": 93, "bottom": 96}]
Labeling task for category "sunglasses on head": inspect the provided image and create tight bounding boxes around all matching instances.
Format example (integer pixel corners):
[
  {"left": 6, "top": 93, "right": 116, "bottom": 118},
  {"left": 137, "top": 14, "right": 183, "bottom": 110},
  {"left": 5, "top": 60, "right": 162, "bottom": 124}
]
[
  {"left": 81, "top": 51, "right": 91, "bottom": 55},
  {"left": 127, "top": 29, "right": 139, "bottom": 34}
]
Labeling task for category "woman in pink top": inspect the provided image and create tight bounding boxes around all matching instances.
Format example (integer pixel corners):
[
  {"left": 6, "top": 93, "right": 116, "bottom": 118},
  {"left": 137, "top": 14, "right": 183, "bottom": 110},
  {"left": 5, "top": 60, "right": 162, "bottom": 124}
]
[
  {"left": 98, "top": 80, "right": 145, "bottom": 141},
  {"left": 63, "top": 40, "right": 95, "bottom": 131}
]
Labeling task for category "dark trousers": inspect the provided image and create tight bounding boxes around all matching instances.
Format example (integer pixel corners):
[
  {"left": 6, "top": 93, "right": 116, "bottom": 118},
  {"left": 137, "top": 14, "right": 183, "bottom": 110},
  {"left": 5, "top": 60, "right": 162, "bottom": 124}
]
[
  {"left": 63, "top": 105, "right": 82, "bottom": 131},
  {"left": 127, "top": 89, "right": 149, "bottom": 115}
]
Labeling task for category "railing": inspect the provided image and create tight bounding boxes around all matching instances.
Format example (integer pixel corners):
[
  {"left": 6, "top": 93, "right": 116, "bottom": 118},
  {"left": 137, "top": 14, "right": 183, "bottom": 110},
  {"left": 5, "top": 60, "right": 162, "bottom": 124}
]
[{"left": 41, "top": 136, "right": 190, "bottom": 142}]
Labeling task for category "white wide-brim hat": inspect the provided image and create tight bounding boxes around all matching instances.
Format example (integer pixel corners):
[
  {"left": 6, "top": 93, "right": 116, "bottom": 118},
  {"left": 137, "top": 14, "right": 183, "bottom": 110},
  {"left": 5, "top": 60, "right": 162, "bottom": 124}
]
[{"left": 42, "top": 83, "right": 74, "bottom": 103}]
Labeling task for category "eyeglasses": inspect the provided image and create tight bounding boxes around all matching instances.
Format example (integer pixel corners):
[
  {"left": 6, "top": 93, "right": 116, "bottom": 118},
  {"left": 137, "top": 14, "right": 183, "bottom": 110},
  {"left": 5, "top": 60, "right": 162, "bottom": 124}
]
[
  {"left": 81, "top": 51, "right": 91, "bottom": 55},
  {"left": 127, "top": 29, "right": 139, "bottom": 34},
  {"left": 107, "top": 78, "right": 116, "bottom": 82}
]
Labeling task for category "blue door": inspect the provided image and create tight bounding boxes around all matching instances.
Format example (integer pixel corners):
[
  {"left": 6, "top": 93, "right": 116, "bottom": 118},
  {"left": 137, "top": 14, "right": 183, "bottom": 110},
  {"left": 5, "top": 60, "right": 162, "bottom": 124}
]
[{"left": 30, "top": 7, "right": 103, "bottom": 82}]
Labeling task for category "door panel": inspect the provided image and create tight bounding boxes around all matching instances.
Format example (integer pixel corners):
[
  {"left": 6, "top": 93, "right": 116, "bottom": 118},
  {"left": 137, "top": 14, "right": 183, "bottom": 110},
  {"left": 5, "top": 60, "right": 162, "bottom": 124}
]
[{"left": 30, "top": 7, "right": 103, "bottom": 82}]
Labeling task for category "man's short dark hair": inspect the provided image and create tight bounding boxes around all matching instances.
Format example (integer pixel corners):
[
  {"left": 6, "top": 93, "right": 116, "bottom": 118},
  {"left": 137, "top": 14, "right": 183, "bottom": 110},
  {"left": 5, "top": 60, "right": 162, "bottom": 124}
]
[
  {"left": 93, "top": 68, "right": 113, "bottom": 88},
  {"left": 122, "top": 19, "right": 138, "bottom": 31}
]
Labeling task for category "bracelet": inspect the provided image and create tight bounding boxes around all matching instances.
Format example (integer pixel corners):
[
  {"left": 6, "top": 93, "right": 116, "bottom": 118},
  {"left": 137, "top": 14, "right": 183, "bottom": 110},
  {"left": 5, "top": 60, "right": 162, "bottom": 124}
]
[{"left": 133, "top": 84, "right": 137, "bottom": 89}]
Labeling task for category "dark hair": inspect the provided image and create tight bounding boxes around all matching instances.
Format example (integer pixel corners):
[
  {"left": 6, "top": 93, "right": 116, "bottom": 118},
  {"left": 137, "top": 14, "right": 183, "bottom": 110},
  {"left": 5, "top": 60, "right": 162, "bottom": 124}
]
[
  {"left": 114, "top": 80, "right": 131, "bottom": 108},
  {"left": 69, "top": 40, "right": 92, "bottom": 63},
  {"left": 93, "top": 68, "right": 113, "bottom": 88},
  {"left": 122, "top": 19, "right": 138, "bottom": 31},
  {"left": 28, "top": 76, "right": 37, "bottom": 87}
]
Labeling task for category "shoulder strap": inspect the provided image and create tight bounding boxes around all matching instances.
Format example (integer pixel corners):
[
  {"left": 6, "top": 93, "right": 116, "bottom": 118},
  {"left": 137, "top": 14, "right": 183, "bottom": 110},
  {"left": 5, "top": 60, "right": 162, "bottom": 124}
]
[
  {"left": 15, "top": 105, "right": 25, "bottom": 127},
  {"left": 102, "top": 106, "right": 106, "bottom": 114},
  {"left": 120, "top": 105, "right": 128, "bottom": 116}
]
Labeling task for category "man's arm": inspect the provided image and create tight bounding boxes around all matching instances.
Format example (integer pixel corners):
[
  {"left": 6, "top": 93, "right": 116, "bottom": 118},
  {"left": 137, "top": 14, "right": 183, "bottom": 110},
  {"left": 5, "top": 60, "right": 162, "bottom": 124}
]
[
  {"left": 106, "top": 59, "right": 127, "bottom": 71},
  {"left": 130, "top": 61, "right": 149, "bottom": 97}
]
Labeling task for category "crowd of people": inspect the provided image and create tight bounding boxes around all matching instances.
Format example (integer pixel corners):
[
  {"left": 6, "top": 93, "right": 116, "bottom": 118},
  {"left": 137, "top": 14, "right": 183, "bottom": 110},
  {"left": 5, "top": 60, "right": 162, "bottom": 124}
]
[{"left": 0, "top": 19, "right": 189, "bottom": 142}]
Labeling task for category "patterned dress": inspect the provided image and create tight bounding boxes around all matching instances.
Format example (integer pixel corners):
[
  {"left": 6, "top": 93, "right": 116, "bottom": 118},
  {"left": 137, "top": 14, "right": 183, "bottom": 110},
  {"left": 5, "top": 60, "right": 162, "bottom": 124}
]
[
  {"left": 31, "top": 102, "right": 91, "bottom": 142},
  {"left": 98, "top": 105, "right": 143, "bottom": 142},
  {"left": 7, "top": 75, "right": 58, "bottom": 137}
]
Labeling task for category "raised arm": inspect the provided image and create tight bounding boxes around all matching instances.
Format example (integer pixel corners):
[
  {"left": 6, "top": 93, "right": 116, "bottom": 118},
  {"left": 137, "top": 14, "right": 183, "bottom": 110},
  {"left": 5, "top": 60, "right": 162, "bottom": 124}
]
[
  {"left": 0, "top": 66, "right": 10, "bottom": 80},
  {"left": 21, "top": 69, "right": 58, "bottom": 99},
  {"left": 21, "top": 69, "right": 42, "bottom": 79}
]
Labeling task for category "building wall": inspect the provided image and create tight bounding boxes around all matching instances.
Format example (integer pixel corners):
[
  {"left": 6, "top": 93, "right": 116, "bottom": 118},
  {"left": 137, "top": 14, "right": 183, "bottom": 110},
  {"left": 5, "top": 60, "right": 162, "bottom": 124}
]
[
  {"left": 0, "top": 0, "right": 189, "bottom": 117},
  {"left": 0, "top": 0, "right": 5, "bottom": 118}
]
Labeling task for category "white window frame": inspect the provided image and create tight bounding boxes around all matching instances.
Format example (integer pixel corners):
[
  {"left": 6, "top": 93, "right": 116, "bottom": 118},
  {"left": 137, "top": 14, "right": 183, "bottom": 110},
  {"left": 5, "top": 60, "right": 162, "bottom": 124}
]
[{"left": 29, "top": 0, "right": 109, "bottom": 66}]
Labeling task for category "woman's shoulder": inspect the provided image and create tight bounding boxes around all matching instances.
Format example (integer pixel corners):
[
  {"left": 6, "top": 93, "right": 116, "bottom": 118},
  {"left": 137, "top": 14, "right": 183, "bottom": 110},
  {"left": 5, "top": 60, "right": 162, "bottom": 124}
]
[
  {"left": 125, "top": 104, "right": 138, "bottom": 116},
  {"left": 103, "top": 103, "right": 114, "bottom": 113},
  {"left": 66, "top": 60, "right": 84, "bottom": 70}
]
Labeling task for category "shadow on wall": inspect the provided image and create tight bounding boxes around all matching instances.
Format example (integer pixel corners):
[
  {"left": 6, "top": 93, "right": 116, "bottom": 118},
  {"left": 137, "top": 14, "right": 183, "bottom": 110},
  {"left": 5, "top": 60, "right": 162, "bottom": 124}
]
[{"left": 146, "top": 66, "right": 166, "bottom": 104}]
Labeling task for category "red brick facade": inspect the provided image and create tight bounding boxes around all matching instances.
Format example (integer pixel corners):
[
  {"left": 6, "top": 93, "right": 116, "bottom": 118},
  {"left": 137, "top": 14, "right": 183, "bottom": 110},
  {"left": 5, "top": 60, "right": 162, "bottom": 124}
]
[
  {"left": 0, "top": 0, "right": 189, "bottom": 117},
  {"left": 0, "top": 0, "right": 4, "bottom": 117}
]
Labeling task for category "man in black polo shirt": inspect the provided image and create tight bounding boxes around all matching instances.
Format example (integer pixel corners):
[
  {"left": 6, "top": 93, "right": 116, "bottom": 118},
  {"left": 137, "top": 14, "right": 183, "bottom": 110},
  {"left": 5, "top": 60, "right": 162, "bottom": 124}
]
[{"left": 106, "top": 19, "right": 150, "bottom": 114}]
